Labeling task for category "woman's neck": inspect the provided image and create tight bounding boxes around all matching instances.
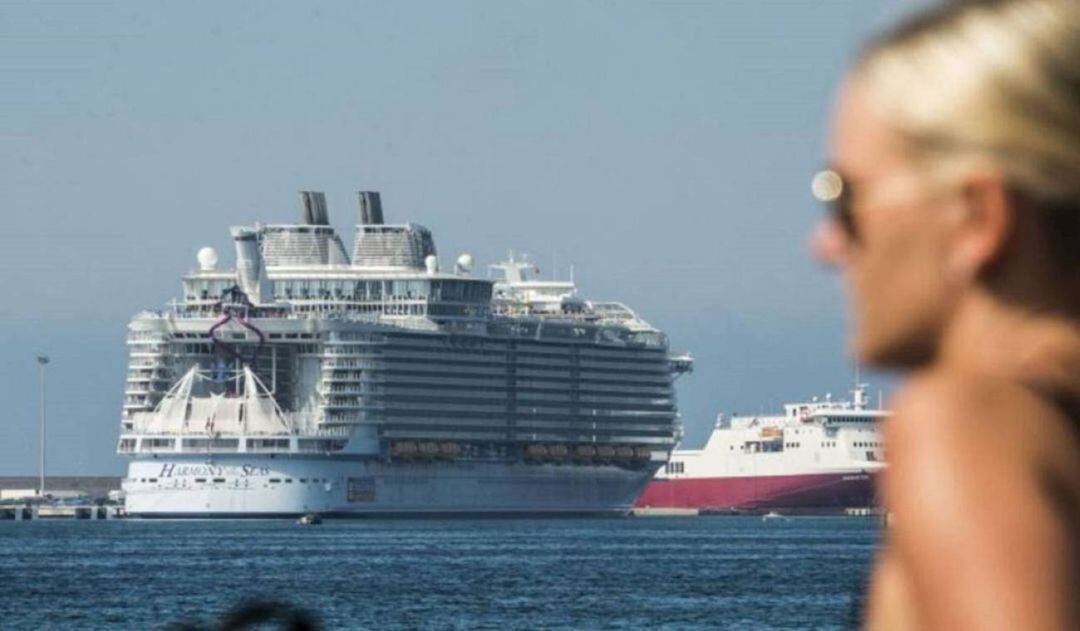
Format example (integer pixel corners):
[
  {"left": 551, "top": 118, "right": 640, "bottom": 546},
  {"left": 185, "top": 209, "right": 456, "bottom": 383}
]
[{"left": 937, "top": 290, "right": 1080, "bottom": 393}]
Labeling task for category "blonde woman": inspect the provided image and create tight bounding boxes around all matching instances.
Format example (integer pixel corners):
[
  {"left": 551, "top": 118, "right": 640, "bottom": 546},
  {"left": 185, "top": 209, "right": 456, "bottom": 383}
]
[{"left": 811, "top": 0, "right": 1080, "bottom": 628}]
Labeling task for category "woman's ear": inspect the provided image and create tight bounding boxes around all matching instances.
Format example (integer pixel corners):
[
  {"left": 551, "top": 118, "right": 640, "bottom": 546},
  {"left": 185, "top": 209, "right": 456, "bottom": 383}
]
[{"left": 951, "top": 171, "right": 1014, "bottom": 277}]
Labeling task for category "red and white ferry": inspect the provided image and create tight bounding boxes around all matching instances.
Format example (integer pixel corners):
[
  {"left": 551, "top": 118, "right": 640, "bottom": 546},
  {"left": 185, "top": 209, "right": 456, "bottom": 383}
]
[{"left": 636, "top": 385, "right": 888, "bottom": 513}]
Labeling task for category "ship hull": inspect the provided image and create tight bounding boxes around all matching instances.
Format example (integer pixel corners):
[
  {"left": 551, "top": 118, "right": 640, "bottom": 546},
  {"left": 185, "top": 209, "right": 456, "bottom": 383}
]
[
  {"left": 634, "top": 470, "right": 879, "bottom": 511},
  {"left": 123, "top": 457, "right": 656, "bottom": 517}
]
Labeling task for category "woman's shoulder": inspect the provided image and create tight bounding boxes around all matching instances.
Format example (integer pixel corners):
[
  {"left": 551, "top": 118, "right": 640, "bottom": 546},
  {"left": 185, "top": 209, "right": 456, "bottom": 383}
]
[
  {"left": 886, "top": 368, "right": 1079, "bottom": 498},
  {"left": 891, "top": 369, "right": 1073, "bottom": 441}
]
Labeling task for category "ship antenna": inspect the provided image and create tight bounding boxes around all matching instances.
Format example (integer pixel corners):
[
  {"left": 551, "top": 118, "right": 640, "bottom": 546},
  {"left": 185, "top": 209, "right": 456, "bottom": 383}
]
[{"left": 853, "top": 361, "right": 864, "bottom": 410}]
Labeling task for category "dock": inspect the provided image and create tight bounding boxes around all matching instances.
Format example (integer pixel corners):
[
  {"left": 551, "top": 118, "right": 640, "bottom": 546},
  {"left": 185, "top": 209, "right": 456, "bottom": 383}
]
[{"left": 0, "top": 505, "right": 125, "bottom": 520}]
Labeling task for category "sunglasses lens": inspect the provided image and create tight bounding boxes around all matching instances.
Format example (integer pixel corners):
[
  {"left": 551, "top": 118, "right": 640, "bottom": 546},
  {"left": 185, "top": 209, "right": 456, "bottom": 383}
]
[{"left": 812, "top": 169, "right": 856, "bottom": 239}]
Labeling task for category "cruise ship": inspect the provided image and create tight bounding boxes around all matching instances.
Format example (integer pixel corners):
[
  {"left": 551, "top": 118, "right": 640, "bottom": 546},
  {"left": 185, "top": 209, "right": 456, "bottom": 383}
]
[
  {"left": 635, "top": 386, "right": 886, "bottom": 513},
  {"left": 118, "top": 191, "right": 692, "bottom": 517}
]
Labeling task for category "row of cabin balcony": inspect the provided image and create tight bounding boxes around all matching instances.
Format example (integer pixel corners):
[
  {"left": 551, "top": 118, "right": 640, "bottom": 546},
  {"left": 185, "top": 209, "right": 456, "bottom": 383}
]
[
  {"left": 183, "top": 278, "right": 491, "bottom": 305},
  {"left": 317, "top": 383, "right": 675, "bottom": 403},
  {"left": 316, "top": 374, "right": 679, "bottom": 391},
  {"left": 319, "top": 370, "right": 674, "bottom": 390},
  {"left": 328, "top": 390, "right": 676, "bottom": 409},
  {"left": 118, "top": 436, "right": 349, "bottom": 455}
]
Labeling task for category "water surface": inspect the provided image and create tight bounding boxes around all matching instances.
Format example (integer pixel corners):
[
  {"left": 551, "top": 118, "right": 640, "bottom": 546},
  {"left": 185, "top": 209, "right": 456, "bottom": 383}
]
[{"left": 0, "top": 516, "right": 878, "bottom": 630}]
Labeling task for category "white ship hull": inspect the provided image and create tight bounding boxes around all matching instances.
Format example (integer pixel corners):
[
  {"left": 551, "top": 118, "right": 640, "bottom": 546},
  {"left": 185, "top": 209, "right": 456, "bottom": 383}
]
[{"left": 123, "top": 457, "right": 657, "bottom": 517}]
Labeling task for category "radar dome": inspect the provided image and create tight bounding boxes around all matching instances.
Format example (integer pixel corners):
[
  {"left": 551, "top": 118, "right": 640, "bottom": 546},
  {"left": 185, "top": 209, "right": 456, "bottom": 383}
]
[
  {"left": 197, "top": 247, "right": 219, "bottom": 271},
  {"left": 424, "top": 254, "right": 439, "bottom": 275},
  {"left": 455, "top": 253, "right": 474, "bottom": 275}
]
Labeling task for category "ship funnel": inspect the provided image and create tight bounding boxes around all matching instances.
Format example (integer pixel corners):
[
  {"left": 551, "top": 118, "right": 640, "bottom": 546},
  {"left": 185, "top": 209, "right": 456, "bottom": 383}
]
[
  {"left": 299, "top": 191, "right": 329, "bottom": 226},
  {"left": 231, "top": 227, "right": 272, "bottom": 304},
  {"left": 358, "top": 191, "right": 384, "bottom": 225}
]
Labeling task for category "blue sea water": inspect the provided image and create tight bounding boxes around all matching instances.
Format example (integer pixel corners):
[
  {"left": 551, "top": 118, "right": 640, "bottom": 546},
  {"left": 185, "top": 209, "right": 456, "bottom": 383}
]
[{"left": 0, "top": 517, "right": 879, "bottom": 630}]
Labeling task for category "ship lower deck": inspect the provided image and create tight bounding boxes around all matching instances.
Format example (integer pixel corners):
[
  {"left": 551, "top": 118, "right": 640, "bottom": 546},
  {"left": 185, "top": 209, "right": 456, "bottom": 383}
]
[{"left": 123, "top": 456, "right": 657, "bottom": 517}]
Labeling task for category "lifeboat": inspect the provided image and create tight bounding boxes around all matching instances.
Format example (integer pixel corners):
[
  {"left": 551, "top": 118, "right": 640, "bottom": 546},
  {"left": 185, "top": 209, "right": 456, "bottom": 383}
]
[
  {"left": 438, "top": 442, "right": 461, "bottom": 458},
  {"left": 596, "top": 445, "right": 616, "bottom": 458},
  {"left": 574, "top": 445, "right": 596, "bottom": 459},
  {"left": 634, "top": 446, "right": 653, "bottom": 459},
  {"left": 418, "top": 442, "right": 439, "bottom": 457},
  {"left": 615, "top": 446, "right": 635, "bottom": 459},
  {"left": 548, "top": 444, "right": 569, "bottom": 458},
  {"left": 391, "top": 441, "right": 417, "bottom": 457},
  {"left": 525, "top": 444, "right": 549, "bottom": 459}
]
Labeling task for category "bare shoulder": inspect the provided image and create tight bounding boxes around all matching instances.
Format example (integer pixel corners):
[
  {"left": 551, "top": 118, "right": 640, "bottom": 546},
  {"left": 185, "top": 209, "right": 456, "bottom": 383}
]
[
  {"left": 882, "top": 369, "right": 1079, "bottom": 630},
  {"left": 887, "top": 370, "right": 1079, "bottom": 478}
]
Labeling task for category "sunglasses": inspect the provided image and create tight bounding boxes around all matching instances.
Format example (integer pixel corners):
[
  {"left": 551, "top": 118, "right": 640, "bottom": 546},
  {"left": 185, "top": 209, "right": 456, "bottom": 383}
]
[{"left": 811, "top": 169, "right": 857, "bottom": 239}]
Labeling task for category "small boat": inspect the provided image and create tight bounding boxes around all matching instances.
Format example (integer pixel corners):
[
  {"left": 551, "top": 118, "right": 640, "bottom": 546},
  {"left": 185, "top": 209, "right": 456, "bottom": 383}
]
[
  {"left": 761, "top": 511, "right": 787, "bottom": 522},
  {"left": 298, "top": 513, "right": 323, "bottom": 526}
]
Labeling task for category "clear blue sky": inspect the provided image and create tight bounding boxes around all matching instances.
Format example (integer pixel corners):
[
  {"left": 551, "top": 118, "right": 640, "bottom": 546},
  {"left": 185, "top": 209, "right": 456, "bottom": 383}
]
[{"left": 0, "top": 0, "right": 917, "bottom": 475}]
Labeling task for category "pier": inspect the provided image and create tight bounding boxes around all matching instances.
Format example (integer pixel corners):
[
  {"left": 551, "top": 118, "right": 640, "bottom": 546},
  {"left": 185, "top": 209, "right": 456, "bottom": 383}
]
[
  {"left": 0, "top": 476, "right": 124, "bottom": 520},
  {"left": 0, "top": 505, "right": 124, "bottom": 520}
]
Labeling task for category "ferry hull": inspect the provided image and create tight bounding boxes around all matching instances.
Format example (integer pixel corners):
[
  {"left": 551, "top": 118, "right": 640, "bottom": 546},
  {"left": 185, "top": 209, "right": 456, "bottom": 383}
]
[
  {"left": 634, "top": 471, "right": 879, "bottom": 511},
  {"left": 123, "top": 457, "right": 656, "bottom": 517}
]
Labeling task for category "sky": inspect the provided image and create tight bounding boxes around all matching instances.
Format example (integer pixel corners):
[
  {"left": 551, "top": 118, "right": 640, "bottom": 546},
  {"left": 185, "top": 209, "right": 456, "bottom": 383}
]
[{"left": 0, "top": 0, "right": 920, "bottom": 475}]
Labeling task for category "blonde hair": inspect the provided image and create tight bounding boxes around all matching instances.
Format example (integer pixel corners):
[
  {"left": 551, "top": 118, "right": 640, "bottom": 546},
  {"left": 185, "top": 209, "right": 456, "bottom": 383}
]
[{"left": 855, "top": 0, "right": 1080, "bottom": 266}]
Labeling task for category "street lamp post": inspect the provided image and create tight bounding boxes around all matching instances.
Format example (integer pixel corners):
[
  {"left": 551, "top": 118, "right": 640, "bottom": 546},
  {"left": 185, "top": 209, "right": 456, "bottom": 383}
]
[{"left": 37, "top": 355, "right": 49, "bottom": 498}]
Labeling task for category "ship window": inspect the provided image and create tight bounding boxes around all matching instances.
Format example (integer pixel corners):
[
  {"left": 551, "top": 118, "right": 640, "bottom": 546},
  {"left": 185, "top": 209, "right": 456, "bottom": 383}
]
[
  {"left": 285, "top": 479, "right": 293, "bottom": 483},
  {"left": 148, "top": 478, "right": 158, "bottom": 483},
  {"left": 300, "top": 478, "right": 308, "bottom": 483},
  {"left": 213, "top": 478, "right": 225, "bottom": 483},
  {"left": 195, "top": 478, "right": 206, "bottom": 483},
  {"left": 269, "top": 478, "right": 281, "bottom": 484}
]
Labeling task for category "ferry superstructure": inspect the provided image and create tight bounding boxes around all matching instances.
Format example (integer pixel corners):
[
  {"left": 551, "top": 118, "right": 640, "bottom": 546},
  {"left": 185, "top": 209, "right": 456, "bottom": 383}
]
[
  {"left": 119, "top": 191, "right": 692, "bottom": 517},
  {"left": 635, "top": 386, "right": 886, "bottom": 512}
]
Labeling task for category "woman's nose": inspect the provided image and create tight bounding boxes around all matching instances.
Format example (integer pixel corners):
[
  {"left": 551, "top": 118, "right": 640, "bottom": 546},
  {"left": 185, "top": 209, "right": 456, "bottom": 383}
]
[{"left": 810, "top": 220, "right": 849, "bottom": 268}]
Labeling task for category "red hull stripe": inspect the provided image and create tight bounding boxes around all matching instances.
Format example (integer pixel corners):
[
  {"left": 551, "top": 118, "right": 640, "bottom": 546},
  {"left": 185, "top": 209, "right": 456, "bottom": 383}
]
[{"left": 634, "top": 472, "right": 879, "bottom": 510}]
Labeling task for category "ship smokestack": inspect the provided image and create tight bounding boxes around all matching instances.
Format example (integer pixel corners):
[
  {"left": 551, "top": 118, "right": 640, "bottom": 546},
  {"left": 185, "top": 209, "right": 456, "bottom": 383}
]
[
  {"left": 299, "top": 191, "right": 329, "bottom": 225},
  {"left": 230, "top": 227, "right": 271, "bottom": 304},
  {"left": 358, "top": 191, "right": 384, "bottom": 225}
]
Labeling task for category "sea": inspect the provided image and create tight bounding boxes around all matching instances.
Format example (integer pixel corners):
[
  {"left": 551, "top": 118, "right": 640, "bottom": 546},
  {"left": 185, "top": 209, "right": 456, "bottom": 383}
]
[{"left": 0, "top": 516, "right": 879, "bottom": 630}]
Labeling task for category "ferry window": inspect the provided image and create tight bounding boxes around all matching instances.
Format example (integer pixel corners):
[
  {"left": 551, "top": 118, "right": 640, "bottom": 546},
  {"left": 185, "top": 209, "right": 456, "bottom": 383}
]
[
  {"left": 285, "top": 479, "right": 293, "bottom": 483},
  {"left": 300, "top": 478, "right": 308, "bottom": 483},
  {"left": 148, "top": 478, "right": 158, "bottom": 483},
  {"left": 213, "top": 478, "right": 225, "bottom": 483},
  {"left": 269, "top": 478, "right": 281, "bottom": 484},
  {"left": 195, "top": 478, "right": 206, "bottom": 483}
]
